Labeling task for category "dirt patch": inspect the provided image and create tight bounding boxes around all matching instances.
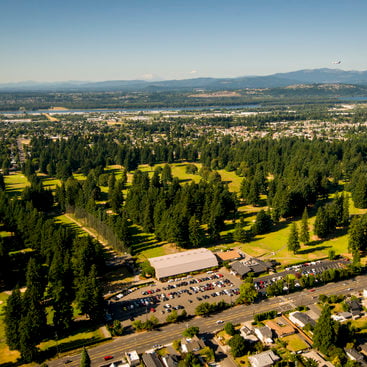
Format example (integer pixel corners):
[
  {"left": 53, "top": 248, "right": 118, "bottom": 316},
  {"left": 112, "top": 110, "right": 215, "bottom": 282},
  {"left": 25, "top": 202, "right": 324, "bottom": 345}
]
[
  {"left": 50, "top": 106, "right": 68, "bottom": 110},
  {"left": 162, "top": 243, "right": 184, "bottom": 254},
  {"left": 189, "top": 91, "right": 241, "bottom": 98}
]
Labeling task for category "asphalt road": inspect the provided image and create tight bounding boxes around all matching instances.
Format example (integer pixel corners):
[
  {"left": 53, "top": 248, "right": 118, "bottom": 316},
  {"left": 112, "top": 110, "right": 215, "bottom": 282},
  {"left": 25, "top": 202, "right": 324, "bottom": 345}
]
[{"left": 48, "top": 274, "right": 367, "bottom": 367}]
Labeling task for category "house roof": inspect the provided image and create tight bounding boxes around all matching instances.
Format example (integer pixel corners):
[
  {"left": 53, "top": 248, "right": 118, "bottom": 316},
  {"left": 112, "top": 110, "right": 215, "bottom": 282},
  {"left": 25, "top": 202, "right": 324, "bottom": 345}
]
[
  {"left": 265, "top": 318, "right": 295, "bottom": 337},
  {"left": 126, "top": 350, "right": 139, "bottom": 362},
  {"left": 248, "top": 350, "right": 280, "bottom": 367},
  {"left": 290, "top": 312, "right": 316, "bottom": 326},
  {"left": 231, "top": 258, "right": 270, "bottom": 277},
  {"left": 255, "top": 326, "right": 272, "bottom": 339},
  {"left": 180, "top": 335, "right": 205, "bottom": 353},
  {"left": 215, "top": 250, "right": 242, "bottom": 262},
  {"left": 142, "top": 353, "right": 165, "bottom": 367},
  {"left": 348, "top": 299, "right": 362, "bottom": 312},
  {"left": 345, "top": 348, "right": 365, "bottom": 362},
  {"left": 302, "top": 350, "right": 334, "bottom": 367},
  {"left": 149, "top": 248, "right": 218, "bottom": 279},
  {"left": 162, "top": 355, "right": 179, "bottom": 367}
]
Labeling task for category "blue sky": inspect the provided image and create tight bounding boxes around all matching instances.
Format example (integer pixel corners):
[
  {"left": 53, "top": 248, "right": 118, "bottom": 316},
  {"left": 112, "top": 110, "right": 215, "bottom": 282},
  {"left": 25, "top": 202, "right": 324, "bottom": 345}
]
[{"left": 1, "top": 0, "right": 366, "bottom": 82}]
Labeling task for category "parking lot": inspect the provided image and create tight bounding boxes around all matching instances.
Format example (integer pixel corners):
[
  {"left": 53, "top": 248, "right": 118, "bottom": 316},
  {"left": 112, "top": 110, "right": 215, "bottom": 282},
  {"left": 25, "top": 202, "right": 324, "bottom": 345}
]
[
  {"left": 107, "top": 259, "right": 350, "bottom": 327},
  {"left": 254, "top": 259, "right": 350, "bottom": 292},
  {"left": 108, "top": 268, "right": 243, "bottom": 326}
]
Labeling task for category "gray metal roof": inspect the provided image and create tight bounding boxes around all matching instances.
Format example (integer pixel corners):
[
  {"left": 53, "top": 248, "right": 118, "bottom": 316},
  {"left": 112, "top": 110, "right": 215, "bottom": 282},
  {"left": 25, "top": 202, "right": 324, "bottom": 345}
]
[
  {"left": 142, "top": 353, "right": 165, "bottom": 367},
  {"left": 149, "top": 248, "right": 218, "bottom": 279}
]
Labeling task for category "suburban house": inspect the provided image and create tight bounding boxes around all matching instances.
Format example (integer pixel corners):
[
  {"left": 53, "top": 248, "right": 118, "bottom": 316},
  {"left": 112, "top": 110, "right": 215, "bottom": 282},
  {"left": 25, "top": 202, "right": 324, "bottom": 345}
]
[
  {"left": 345, "top": 348, "right": 367, "bottom": 366},
  {"left": 248, "top": 350, "right": 280, "bottom": 367},
  {"left": 332, "top": 311, "right": 353, "bottom": 322},
  {"left": 254, "top": 325, "right": 273, "bottom": 344},
  {"left": 265, "top": 317, "right": 295, "bottom": 338},
  {"left": 359, "top": 342, "right": 367, "bottom": 358},
  {"left": 347, "top": 299, "right": 362, "bottom": 317},
  {"left": 142, "top": 352, "right": 165, "bottom": 367},
  {"left": 302, "top": 350, "right": 334, "bottom": 367},
  {"left": 125, "top": 350, "right": 140, "bottom": 366},
  {"left": 161, "top": 354, "right": 179, "bottom": 367},
  {"left": 180, "top": 335, "right": 206, "bottom": 353},
  {"left": 289, "top": 311, "right": 316, "bottom": 328},
  {"left": 240, "top": 325, "right": 259, "bottom": 343}
]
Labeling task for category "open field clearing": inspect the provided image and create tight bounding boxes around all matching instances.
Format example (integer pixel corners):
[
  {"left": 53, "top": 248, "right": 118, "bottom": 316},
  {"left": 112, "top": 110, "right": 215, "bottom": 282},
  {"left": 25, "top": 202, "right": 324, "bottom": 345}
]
[
  {"left": 4, "top": 172, "right": 29, "bottom": 196},
  {"left": 38, "top": 327, "right": 106, "bottom": 356},
  {"left": 281, "top": 334, "right": 309, "bottom": 352},
  {"left": 39, "top": 174, "right": 62, "bottom": 190}
]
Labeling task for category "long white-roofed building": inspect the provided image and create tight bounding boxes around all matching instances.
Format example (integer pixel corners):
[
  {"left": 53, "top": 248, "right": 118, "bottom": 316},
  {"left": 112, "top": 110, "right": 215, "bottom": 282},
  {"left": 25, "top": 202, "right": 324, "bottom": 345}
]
[{"left": 149, "top": 248, "right": 218, "bottom": 280}]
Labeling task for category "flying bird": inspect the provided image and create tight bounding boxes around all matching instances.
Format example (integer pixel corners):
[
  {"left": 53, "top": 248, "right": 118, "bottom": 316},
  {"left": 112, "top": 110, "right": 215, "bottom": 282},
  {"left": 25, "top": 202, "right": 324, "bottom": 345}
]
[{"left": 332, "top": 61, "right": 341, "bottom": 64}]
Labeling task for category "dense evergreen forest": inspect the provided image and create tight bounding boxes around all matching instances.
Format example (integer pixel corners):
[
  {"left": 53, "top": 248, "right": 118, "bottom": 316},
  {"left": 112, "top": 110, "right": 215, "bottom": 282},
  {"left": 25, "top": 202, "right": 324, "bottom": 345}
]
[{"left": 2, "top": 104, "right": 367, "bottom": 363}]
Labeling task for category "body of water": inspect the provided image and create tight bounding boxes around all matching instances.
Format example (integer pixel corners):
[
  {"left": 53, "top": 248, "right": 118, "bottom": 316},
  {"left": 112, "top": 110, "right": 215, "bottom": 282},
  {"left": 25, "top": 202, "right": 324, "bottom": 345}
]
[
  {"left": 339, "top": 96, "right": 367, "bottom": 101},
  {"left": 0, "top": 104, "right": 260, "bottom": 115}
]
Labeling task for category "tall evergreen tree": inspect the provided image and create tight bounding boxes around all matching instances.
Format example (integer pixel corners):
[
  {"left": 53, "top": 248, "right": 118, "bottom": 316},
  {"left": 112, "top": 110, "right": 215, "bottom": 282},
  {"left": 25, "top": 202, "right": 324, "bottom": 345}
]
[
  {"left": 252, "top": 210, "right": 272, "bottom": 235},
  {"left": 352, "top": 175, "right": 367, "bottom": 208},
  {"left": 4, "top": 287, "right": 22, "bottom": 350},
  {"left": 287, "top": 222, "right": 300, "bottom": 254},
  {"left": 80, "top": 347, "right": 91, "bottom": 367},
  {"left": 188, "top": 215, "right": 204, "bottom": 248},
  {"left": 49, "top": 251, "right": 73, "bottom": 332},
  {"left": 313, "top": 305, "right": 337, "bottom": 356},
  {"left": 348, "top": 215, "right": 367, "bottom": 252},
  {"left": 299, "top": 208, "right": 310, "bottom": 244},
  {"left": 233, "top": 218, "right": 248, "bottom": 243},
  {"left": 0, "top": 173, "right": 5, "bottom": 191},
  {"left": 75, "top": 265, "right": 104, "bottom": 321},
  {"left": 314, "top": 206, "right": 334, "bottom": 238},
  {"left": 161, "top": 164, "right": 173, "bottom": 183}
]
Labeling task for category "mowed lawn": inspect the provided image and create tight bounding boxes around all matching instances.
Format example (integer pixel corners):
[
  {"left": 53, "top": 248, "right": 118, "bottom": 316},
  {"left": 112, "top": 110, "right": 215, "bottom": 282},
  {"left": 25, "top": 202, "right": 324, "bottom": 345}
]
[
  {"left": 281, "top": 334, "right": 309, "bottom": 352},
  {"left": 4, "top": 172, "right": 29, "bottom": 196},
  {"left": 38, "top": 327, "right": 106, "bottom": 355}
]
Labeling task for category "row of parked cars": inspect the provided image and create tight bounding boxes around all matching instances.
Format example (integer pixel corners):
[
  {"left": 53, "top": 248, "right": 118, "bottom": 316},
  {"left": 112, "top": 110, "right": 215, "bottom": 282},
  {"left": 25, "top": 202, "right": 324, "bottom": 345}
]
[
  {"left": 254, "top": 261, "right": 345, "bottom": 291},
  {"left": 121, "top": 296, "right": 159, "bottom": 312}
]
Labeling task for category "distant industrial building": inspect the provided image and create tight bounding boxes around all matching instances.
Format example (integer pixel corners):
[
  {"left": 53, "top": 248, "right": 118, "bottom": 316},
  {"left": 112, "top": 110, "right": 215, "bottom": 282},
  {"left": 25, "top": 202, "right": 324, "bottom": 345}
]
[{"left": 149, "top": 248, "right": 218, "bottom": 280}]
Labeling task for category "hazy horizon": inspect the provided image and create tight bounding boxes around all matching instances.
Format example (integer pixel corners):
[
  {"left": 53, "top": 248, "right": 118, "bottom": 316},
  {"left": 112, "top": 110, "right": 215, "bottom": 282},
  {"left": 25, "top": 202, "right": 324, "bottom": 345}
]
[
  {"left": 1, "top": 0, "right": 367, "bottom": 83},
  {"left": 1, "top": 67, "right": 367, "bottom": 86}
]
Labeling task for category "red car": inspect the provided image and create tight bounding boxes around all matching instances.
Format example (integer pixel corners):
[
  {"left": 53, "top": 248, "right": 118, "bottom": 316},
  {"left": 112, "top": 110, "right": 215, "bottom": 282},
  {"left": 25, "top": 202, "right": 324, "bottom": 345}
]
[{"left": 104, "top": 356, "right": 113, "bottom": 361}]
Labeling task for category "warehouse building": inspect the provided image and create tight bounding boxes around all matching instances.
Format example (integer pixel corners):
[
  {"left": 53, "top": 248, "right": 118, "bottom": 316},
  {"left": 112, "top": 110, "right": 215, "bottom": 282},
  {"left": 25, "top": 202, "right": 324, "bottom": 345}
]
[{"left": 149, "top": 248, "right": 218, "bottom": 280}]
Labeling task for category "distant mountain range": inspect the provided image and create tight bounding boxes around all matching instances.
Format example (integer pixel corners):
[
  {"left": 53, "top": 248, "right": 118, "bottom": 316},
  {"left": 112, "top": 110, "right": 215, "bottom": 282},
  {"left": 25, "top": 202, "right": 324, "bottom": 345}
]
[{"left": 2, "top": 68, "right": 367, "bottom": 92}]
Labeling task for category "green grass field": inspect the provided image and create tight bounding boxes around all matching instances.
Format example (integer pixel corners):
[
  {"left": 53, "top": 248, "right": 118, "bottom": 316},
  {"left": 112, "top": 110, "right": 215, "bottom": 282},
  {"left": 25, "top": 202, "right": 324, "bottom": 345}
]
[
  {"left": 38, "top": 327, "right": 105, "bottom": 354},
  {"left": 281, "top": 334, "right": 309, "bottom": 352},
  {"left": 4, "top": 172, "right": 30, "bottom": 196}
]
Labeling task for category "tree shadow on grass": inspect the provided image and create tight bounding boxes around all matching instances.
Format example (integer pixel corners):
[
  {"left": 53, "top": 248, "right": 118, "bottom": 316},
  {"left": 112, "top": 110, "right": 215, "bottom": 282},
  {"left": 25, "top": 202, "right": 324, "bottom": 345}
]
[
  {"left": 297, "top": 245, "right": 331, "bottom": 255},
  {"left": 132, "top": 240, "right": 161, "bottom": 255}
]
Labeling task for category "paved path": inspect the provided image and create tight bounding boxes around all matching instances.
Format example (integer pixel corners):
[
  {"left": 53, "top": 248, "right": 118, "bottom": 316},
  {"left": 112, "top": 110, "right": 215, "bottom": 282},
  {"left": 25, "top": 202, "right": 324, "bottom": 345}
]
[{"left": 64, "top": 214, "right": 108, "bottom": 246}]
